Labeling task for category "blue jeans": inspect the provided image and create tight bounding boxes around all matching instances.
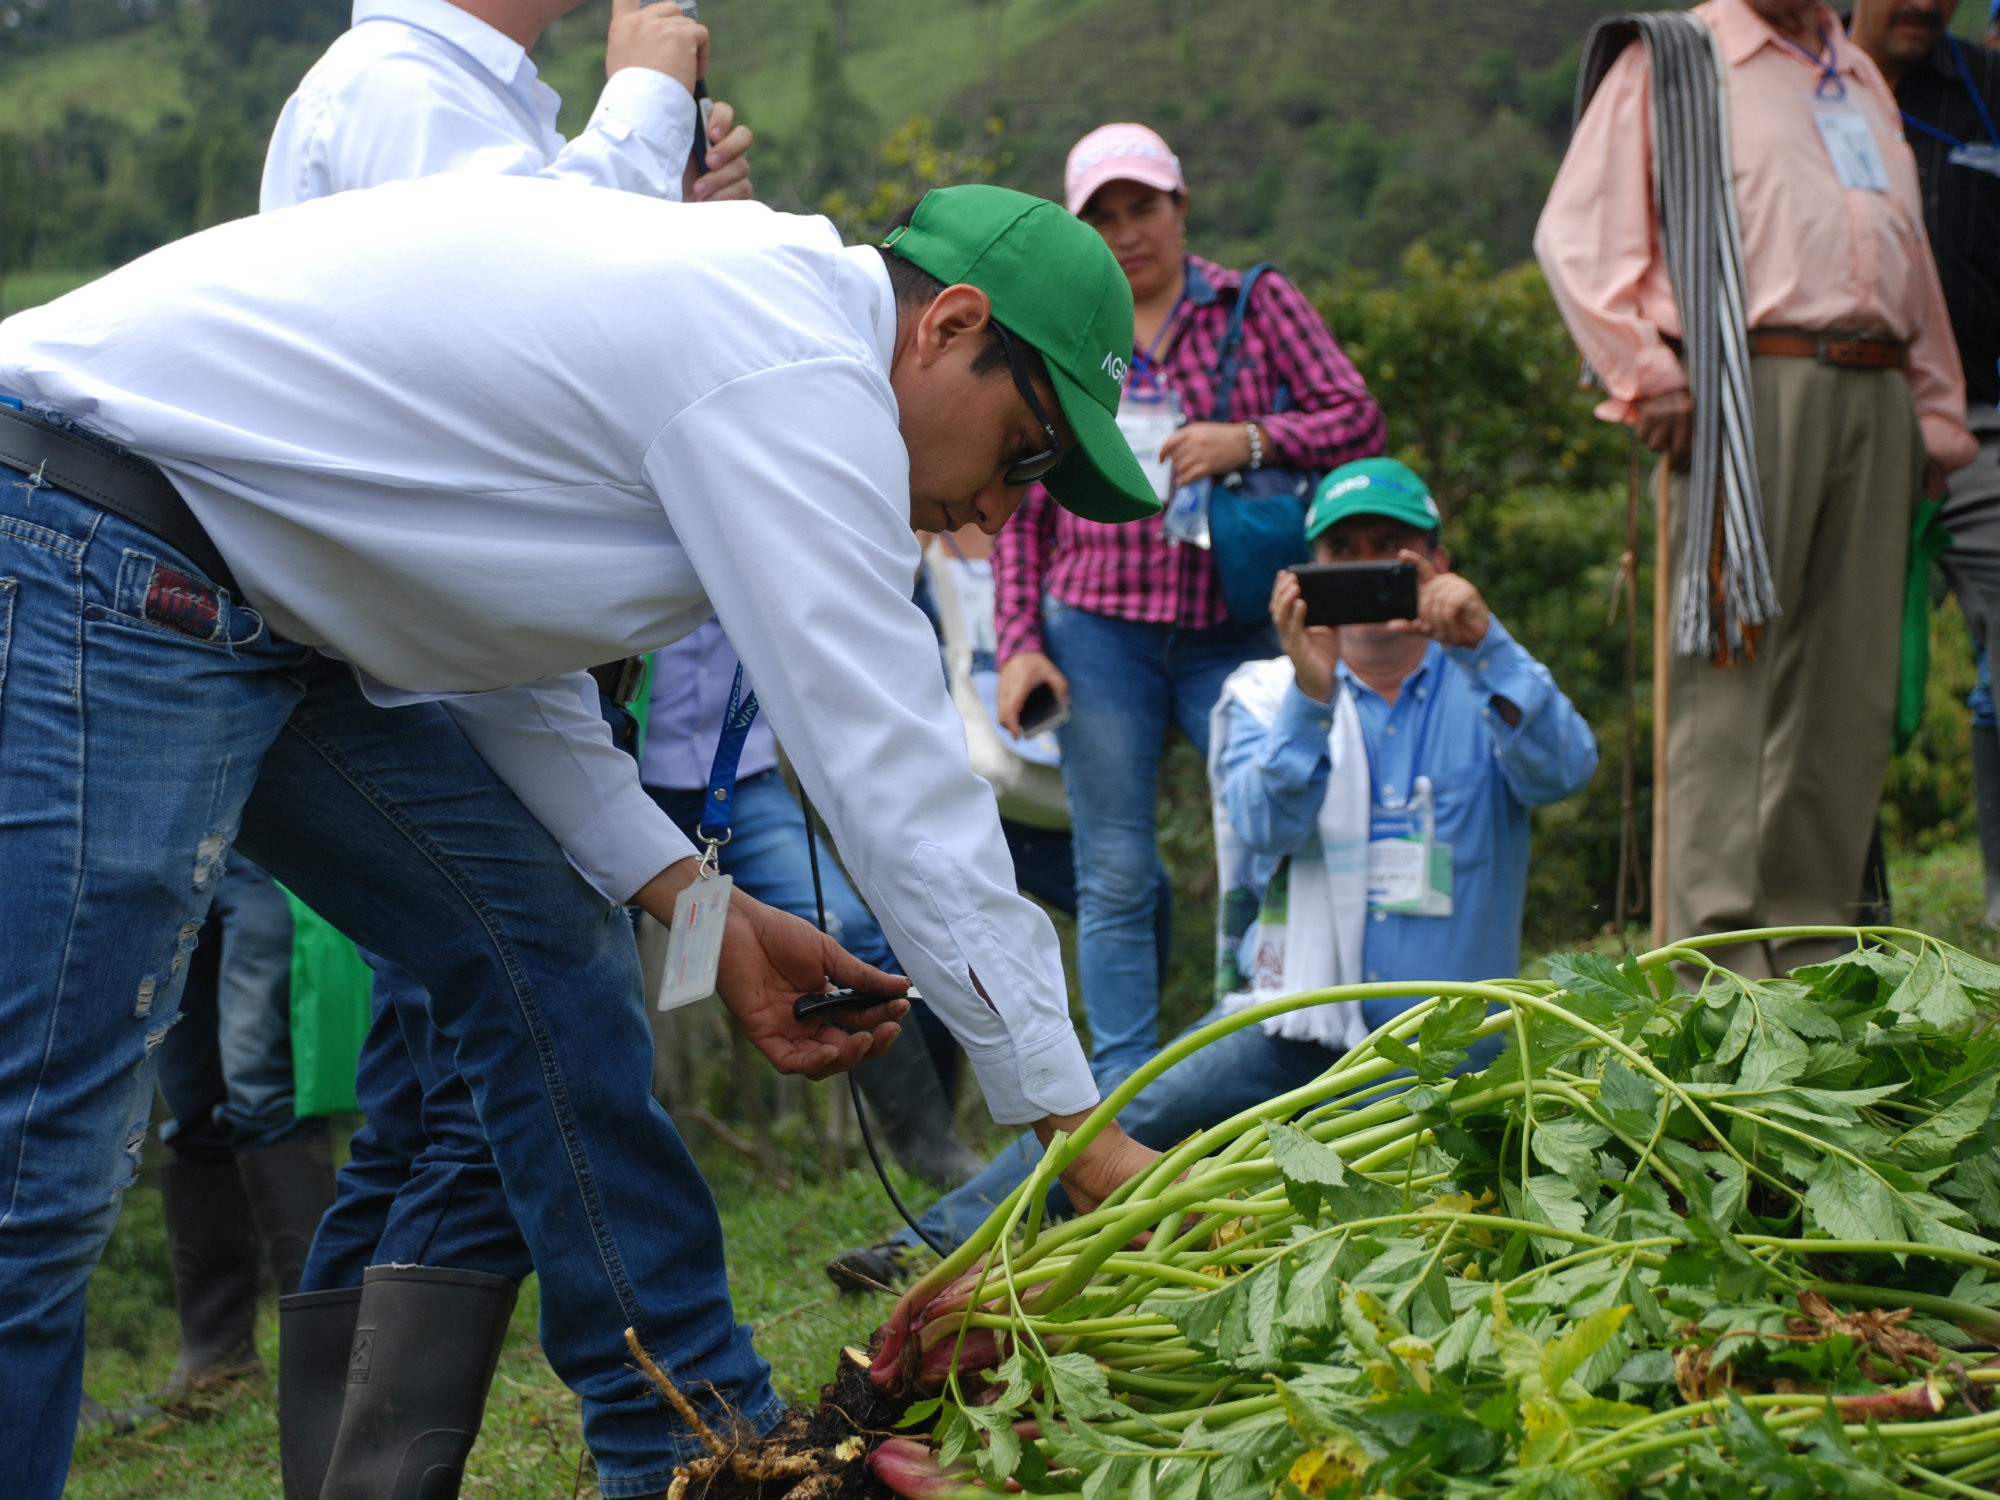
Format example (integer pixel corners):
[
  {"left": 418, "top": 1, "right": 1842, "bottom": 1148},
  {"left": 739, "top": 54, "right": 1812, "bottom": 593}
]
[
  {"left": 901, "top": 1005, "right": 1504, "bottom": 1252},
  {"left": 300, "top": 950, "right": 534, "bottom": 1288},
  {"left": 1042, "top": 605, "right": 1275, "bottom": 1087},
  {"left": 0, "top": 473, "right": 773, "bottom": 1498},
  {"left": 155, "top": 854, "right": 321, "bottom": 1160}
]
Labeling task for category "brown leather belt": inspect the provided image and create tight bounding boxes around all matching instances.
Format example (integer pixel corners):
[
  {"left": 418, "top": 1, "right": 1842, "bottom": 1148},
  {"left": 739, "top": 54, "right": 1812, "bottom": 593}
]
[{"left": 1748, "top": 328, "right": 1908, "bottom": 370}]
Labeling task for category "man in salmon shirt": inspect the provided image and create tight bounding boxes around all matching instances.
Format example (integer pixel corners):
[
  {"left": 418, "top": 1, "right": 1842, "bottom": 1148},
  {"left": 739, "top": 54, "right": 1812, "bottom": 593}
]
[{"left": 1536, "top": 0, "right": 1977, "bottom": 976}]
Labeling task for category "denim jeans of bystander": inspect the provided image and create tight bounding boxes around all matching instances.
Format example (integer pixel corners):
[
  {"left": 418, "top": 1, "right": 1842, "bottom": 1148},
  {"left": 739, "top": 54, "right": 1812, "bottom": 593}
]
[{"left": 1041, "top": 603, "right": 1275, "bottom": 1088}]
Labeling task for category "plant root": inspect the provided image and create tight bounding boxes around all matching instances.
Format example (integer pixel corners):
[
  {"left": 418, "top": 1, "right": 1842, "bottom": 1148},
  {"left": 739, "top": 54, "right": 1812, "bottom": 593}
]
[{"left": 645, "top": 1341, "right": 910, "bottom": 1500}]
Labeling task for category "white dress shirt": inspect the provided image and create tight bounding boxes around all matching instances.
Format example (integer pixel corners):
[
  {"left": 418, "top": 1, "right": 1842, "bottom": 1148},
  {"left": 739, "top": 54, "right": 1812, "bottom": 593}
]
[
  {"left": 642, "top": 621, "right": 780, "bottom": 792},
  {"left": 261, "top": 0, "right": 697, "bottom": 212},
  {"left": 0, "top": 176, "right": 1095, "bottom": 1124}
]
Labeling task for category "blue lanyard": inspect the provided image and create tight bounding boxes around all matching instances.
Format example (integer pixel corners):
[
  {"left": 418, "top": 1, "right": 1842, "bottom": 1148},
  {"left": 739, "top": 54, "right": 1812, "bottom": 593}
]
[
  {"left": 1128, "top": 283, "right": 1189, "bottom": 396},
  {"left": 1900, "top": 36, "right": 2000, "bottom": 152},
  {"left": 1778, "top": 24, "right": 1847, "bottom": 100},
  {"left": 697, "top": 664, "right": 760, "bottom": 846}
]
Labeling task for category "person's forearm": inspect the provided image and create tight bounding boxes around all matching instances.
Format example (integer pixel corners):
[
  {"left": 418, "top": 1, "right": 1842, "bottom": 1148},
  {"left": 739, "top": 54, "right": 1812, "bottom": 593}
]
[{"left": 631, "top": 856, "right": 702, "bottom": 927}]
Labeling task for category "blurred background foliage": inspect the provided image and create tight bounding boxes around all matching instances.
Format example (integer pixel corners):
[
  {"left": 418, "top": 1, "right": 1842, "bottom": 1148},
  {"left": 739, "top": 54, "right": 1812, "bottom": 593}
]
[{"left": 0, "top": 0, "right": 1984, "bottom": 1005}]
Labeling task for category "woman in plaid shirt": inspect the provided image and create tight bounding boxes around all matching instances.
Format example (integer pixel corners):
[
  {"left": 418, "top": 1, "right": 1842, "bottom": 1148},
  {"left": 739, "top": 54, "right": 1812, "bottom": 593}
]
[{"left": 993, "top": 123, "right": 1384, "bottom": 1089}]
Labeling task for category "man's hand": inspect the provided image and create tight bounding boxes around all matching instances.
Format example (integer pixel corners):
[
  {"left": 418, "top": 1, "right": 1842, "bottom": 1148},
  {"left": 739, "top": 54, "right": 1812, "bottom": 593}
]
[
  {"left": 1633, "top": 389, "right": 1693, "bottom": 471},
  {"left": 1386, "top": 549, "right": 1490, "bottom": 648},
  {"left": 683, "top": 98, "right": 754, "bottom": 202},
  {"left": 1034, "top": 1110, "right": 1160, "bottom": 1215},
  {"left": 607, "top": 0, "right": 707, "bottom": 95},
  {"left": 633, "top": 858, "right": 908, "bottom": 1080},
  {"left": 1159, "top": 421, "right": 1255, "bottom": 486},
  {"left": 1270, "top": 567, "right": 1341, "bottom": 704},
  {"left": 996, "top": 651, "right": 1068, "bottom": 737}
]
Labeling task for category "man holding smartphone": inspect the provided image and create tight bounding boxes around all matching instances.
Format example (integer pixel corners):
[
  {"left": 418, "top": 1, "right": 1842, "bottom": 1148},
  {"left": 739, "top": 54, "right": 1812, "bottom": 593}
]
[
  {"left": 0, "top": 181, "right": 1161, "bottom": 1500},
  {"left": 858, "top": 459, "right": 1597, "bottom": 1258}
]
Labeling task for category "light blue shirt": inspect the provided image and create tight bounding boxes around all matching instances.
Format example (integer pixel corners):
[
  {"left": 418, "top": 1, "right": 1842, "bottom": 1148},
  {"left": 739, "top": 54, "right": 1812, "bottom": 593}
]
[
  {"left": 641, "top": 619, "right": 781, "bottom": 791},
  {"left": 1217, "top": 616, "right": 1598, "bottom": 987}
]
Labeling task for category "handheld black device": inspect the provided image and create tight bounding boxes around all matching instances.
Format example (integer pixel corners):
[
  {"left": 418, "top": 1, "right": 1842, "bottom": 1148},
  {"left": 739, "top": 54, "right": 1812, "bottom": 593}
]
[
  {"left": 1017, "top": 682, "right": 1071, "bottom": 739},
  {"left": 640, "top": 0, "right": 713, "bottom": 176},
  {"left": 1289, "top": 560, "right": 1419, "bottom": 628}
]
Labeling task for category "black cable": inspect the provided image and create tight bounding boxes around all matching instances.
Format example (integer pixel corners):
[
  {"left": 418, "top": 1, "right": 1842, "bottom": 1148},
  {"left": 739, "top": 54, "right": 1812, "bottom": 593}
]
[{"left": 799, "top": 788, "right": 950, "bottom": 1257}]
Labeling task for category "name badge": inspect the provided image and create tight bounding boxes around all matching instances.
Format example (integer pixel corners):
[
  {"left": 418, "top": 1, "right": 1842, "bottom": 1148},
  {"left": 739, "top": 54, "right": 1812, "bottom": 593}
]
[
  {"left": 1116, "top": 387, "right": 1183, "bottom": 503},
  {"left": 1367, "top": 777, "right": 1453, "bottom": 917},
  {"left": 1813, "top": 95, "right": 1891, "bottom": 192},
  {"left": 657, "top": 872, "right": 733, "bottom": 1011}
]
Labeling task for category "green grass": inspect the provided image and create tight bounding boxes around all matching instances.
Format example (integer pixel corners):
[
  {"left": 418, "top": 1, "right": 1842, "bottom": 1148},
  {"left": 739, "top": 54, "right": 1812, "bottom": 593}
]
[
  {"left": 66, "top": 1140, "right": 933, "bottom": 1498},
  {"left": 64, "top": 841, "right": 2000, "bottom": 1496}
]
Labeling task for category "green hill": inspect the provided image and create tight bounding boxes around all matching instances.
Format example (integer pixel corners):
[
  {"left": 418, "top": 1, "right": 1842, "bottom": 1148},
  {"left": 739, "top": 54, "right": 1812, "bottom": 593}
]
[{"left": 0, "top": 0, "right": 1651, "bottom": 286}]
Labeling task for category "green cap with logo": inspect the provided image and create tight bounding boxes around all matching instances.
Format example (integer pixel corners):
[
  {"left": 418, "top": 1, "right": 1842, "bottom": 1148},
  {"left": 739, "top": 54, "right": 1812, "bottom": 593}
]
[
  {"left": 1304, "top": 457, "right": 1442, "bottom": 542},
  {"left": 882, "top": 185, "right": 1160, "bottom": 524}
]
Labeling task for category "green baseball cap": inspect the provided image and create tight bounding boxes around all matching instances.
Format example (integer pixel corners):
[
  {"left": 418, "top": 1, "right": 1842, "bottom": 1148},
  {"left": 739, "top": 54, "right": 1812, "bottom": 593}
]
[
  {"left": 882, "top": 185, "right": 1160, "bottom": 524},
  {"left": 1304, "top": 457, "right": 1442, "bottom": 542}
]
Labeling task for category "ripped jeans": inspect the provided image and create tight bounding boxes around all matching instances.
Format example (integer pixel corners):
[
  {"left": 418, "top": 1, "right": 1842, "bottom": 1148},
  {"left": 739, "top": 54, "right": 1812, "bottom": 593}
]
[{"left": 0, "top": 475, "right": 775, "bottom": 1499}]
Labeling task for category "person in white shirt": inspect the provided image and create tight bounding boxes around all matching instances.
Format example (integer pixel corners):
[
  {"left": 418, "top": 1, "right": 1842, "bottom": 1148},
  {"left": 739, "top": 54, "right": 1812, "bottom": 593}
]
[
  {"left": 233, "top": 7, "right": 760, "bottom": 1491},
  {"left": 0, "top": 179, "right": 1160, "bottom": 1500}
]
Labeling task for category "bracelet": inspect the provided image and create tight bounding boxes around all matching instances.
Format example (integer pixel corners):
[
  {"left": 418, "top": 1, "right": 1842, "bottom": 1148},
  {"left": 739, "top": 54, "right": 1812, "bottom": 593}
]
[{"left": 1244, "top": 422, "right": 1264, "bottom": 470}]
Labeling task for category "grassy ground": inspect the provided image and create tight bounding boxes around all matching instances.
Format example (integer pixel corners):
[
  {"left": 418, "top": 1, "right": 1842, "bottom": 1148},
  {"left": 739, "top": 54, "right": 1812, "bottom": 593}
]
[{"left": 63, "top": 842, "right": 2000, "bottom": 1497}]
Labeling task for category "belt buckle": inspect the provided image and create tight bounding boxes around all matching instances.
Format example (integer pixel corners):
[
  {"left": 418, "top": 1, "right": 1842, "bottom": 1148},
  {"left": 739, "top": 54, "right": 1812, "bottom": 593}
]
[{"left": 1816, "top": 334, "right": 1893, "bottom": 370}]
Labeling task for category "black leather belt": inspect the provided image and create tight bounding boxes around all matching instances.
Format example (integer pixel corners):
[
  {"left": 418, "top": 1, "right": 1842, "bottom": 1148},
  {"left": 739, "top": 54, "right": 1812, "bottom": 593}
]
[{"left": 0, "top": 404, "right": 237, "bottom": 594}]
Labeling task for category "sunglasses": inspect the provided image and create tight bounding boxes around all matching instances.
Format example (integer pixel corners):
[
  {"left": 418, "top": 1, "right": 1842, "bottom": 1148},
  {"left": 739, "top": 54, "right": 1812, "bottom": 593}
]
[{"left": 993, "top": 323, "right": 1066, "bottom": 487}]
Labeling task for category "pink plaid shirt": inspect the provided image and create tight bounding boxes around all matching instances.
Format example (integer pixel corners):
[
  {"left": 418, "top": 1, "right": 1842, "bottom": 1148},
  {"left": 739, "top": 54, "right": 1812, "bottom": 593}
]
[{"left": 992, "top": 256, "right": 1383, "bottom": 661}]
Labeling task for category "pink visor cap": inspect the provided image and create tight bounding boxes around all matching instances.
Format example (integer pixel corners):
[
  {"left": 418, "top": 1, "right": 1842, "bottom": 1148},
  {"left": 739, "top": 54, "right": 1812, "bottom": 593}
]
[{"left": 1064, "top": 124, "right": 1187, "bottom": 214}]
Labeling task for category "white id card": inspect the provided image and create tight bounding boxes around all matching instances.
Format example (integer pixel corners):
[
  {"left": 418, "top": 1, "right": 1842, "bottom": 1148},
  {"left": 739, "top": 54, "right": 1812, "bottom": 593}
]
[
  {"left": 1949, "top": 142, "right": 2000, "bottom": 181},
  {"left": 1366, "top": 777, "right": 1453, "bottom": 917},
  {"left": 1812, "top": 95, "right": 1891, "bottom": 192},
  {"left": 1116, "top": 388, "right": 1182, "bottom": 503},
  {"left": 657, "top": 873, "right": 733, "bottom": 1012}
]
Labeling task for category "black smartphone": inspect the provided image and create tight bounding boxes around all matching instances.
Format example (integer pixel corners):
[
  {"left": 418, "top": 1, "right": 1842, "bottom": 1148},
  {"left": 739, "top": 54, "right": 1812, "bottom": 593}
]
[
  {"left": 1018, "top": 683, "right": 1071, "bottom": 739},
  {"left": 1289, "top": 561, "right": 1419, "bottom": 627}
]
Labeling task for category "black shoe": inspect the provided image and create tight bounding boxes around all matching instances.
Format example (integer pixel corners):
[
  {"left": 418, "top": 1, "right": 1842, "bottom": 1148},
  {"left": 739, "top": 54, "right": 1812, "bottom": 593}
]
[
  {"left": 238, "top": 1133, "right": 337, "bottom": 1298},
  {"left": 278, "top": 1286, "right": 361, "bottom": 1500},
  {"left": 318, "top": 1266, "right": 518, "bottom": 1500},
  {"left": 158, "top": 1156, "right": 265, "bottom": 1393},
  {"left": 825, "top": 1241, "right": 917, "bottom": 1295}
]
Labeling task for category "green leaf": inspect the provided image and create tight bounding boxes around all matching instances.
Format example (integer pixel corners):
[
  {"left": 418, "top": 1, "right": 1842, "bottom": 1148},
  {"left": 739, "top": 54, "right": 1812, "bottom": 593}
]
[
  {"left": 1542, "top": 1304, "right": 1630, "bottom": 1392},
  {"left": 895, "top": 1396, "right": 943, "bottom": 1428},
  {"left": 963, "top": 1399, "right": 1022, "bottom": 1484},
  {"left": 1757, "top": 985, "right": 1846, "bottom": 1041},
  {"left": 1371, "top": 1031, "right": 1423, "bottom": 1074},
  {"left": 1267, "top": 1119, "right": 1345, "bottom": 1222},
  {"left": 1415, "top": 994, "right": 1490, "bottom": 1080},
  {"left": 1942, "top": 1153, "right": 2000, "bottom": 1229},
  {"left": 1504, "top": 1173, "right": 1588, "bottom": 1258},
  {"left": 1597, "top": 1058, "right": 1661, "bottom": 1140},
  {"left": 1043, "top": 1352, "right": 1123, "bottom": 1422},
  {"left": 1889, "top": 945, "right": 1977, "bottom": 1031},
  {"left": 1739, "top": 1022, "right": 1811, "bottom": 1089},
  {"left": 1529, "top": 1115, "right": 1611, "bottom": 1195},
  {"left": 1804, "top": 1154, "right": 1904, "bottom": 1244},
  {"left": 1891, "top": 1072, "right": 2000, "bottom": 1166},
  {"left": 1799, "top": 1041, "right": 1867, "bottom": 1089}
]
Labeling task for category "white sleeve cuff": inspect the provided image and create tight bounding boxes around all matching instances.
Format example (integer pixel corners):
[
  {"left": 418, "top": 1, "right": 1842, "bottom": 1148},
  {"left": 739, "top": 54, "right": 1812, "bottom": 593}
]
[{"left": 590, "top": 69, "right": 695, "bottom": 172}]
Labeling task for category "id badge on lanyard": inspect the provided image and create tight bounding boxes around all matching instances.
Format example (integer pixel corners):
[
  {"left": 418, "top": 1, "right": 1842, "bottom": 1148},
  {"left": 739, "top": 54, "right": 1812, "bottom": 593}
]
[
  {"left": 1367, "top": 775, "right": 1453, "bottom": 917},
  {"left": 1800, "top": 39, "right": 1890, "bottom": 192},
  {"left": 657, "top": 665, "right": 758, "bottom": 1011},
  {"left": 1949, "top": 142, "right": 2000, "bottom": 180},
  {"left": 1117, "top": 384, "right": 1182, "bottom": 504}
]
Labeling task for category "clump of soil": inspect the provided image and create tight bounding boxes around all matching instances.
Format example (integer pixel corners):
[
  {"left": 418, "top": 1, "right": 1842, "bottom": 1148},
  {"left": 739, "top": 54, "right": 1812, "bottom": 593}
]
[{"left": 629, "top": 1332, "right": 910, "bottom": 1500}]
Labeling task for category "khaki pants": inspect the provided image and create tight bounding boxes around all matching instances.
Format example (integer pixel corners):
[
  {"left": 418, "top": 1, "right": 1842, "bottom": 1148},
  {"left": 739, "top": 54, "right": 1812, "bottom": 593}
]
[{"left": 1665, "top": 355, "right": 1923, "bottom": 978}]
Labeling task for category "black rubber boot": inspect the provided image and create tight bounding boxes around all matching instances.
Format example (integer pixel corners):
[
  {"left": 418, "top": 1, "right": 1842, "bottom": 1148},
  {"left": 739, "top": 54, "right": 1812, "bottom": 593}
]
[
  {"left": 853, "top": 1036, "right": 985, "bottom": 1190},
  {"left": 1974, "top": 724, "right": 2000, "bottom": 927},
  {"left": 279, "top": 1286, "right": 362, "bottom": 1500},
  {"left": 239, "top": 1133, "right": 337, "bottom": 1298},
  {"left": 317, "top": 1266, "right": 519, "bottom": 1500},
  {"left": 157, "top": 1155, "right": 266, "bottom": 1393}
]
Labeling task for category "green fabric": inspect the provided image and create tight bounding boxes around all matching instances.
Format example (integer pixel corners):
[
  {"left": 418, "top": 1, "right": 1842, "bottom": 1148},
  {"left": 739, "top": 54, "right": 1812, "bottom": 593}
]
[
  {"left": 285, "top": 890, "right": 374, "bottom": 1117},
  {"left": 1897, "top": 495, "right": 1953, "bottom": 755},
  {"left": 881, "top": 184, "right": 1158, "bottom": 523},
  {"left": 629, "top": 651, "right": 656, "bottom": 759},
  {"left": 1304, "top": 456, "right": 1444, "bottom": 541}
]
